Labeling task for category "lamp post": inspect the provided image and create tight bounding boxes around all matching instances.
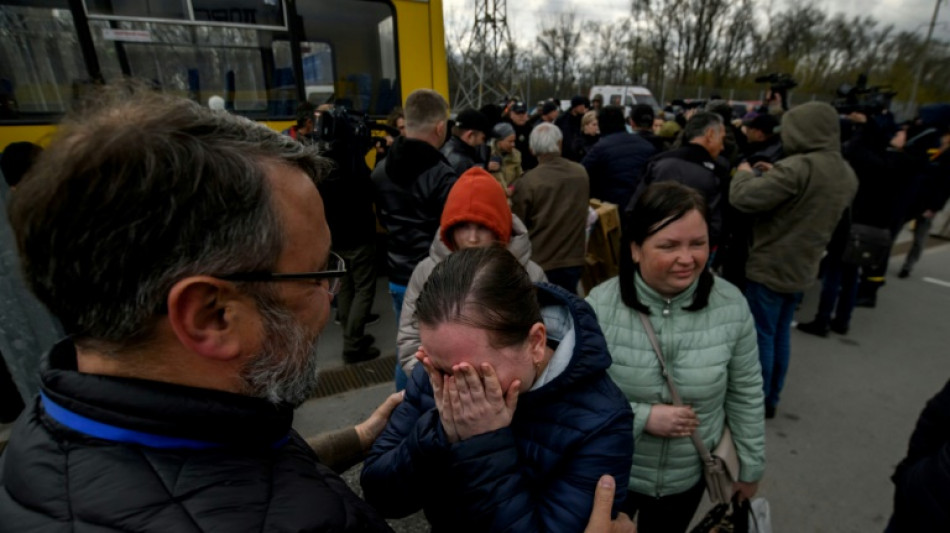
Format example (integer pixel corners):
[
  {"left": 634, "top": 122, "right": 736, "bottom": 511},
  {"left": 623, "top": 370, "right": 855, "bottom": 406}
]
[{"left": 908, "top": 0, "right": 945, "bottom": 117}]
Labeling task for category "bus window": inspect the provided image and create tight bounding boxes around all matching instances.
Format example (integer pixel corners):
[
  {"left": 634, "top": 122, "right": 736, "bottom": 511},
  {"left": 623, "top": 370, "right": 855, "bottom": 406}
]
[
  {"left": 86, "top": 0, "right": 285, "bottom": 28},
  {"left": 0, "top": 1, "right": 99, "bottom": 118},
  {"left": 609, "top": 95, "right": 622, "bottom": 106},
  {"left": 296, "top": 0, "right": 399, "bottom": 115},
  {"left": 86, "top": 0, "right": 188, "bottom": 20},
  {"left": 89, "top": 20, "right": 271, "bottom": 113}
]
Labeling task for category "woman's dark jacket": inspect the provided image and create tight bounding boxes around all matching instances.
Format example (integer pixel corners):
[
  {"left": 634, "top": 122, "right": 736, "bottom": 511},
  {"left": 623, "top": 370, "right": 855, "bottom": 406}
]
[
  {"left": 360, "top": 283, "right": 634, "bottom": 532},
  {"left": 0, "top": 341, "right": 392, "bottom": 533},
  {"left": 371, "top": 136, "right": 459, "bottom": 286}
]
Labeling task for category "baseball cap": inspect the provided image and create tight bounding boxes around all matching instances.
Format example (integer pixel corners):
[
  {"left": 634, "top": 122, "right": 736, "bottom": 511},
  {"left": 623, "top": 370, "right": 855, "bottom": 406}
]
[
  {"left": 454, "top": 108, "right": 491, "bottom": 135},
  {"left": 510, "top": 101, "right": 528, "bottom": 114},
  {"left": 571, "top": 95, "right": 591, "bottom": 109},
  {"left": 541, "top": 101, "right": 559, "bottom": 115},
  {"left": 743, "top": 113, "right": 780, "bottom": 135}
]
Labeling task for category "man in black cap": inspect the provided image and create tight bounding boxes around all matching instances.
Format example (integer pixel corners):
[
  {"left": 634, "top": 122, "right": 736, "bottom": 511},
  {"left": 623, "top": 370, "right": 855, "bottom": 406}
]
[
  {"left": 628, "top": 104, "right": 667, "bottom": 153},
  {"left": 440, "top": 108, "right": 491, "bottom": 175},
  {"left": 505, "top": 101, "right": 539, "bottom": 172},
  {"left": 556, "top": 95, "right": 590, "bottom": 161}
]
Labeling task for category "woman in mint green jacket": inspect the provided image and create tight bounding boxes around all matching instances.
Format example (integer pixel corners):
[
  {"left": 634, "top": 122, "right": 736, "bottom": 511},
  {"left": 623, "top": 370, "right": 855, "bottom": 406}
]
[{"left": 586, "top": 182, "right": 765, "bottom": 532}]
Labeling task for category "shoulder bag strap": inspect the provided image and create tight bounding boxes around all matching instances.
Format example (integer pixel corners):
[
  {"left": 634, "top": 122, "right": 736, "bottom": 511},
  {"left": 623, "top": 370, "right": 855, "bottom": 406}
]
[{"left": 637, "top": 311, "right": 715, "bottom": 463}]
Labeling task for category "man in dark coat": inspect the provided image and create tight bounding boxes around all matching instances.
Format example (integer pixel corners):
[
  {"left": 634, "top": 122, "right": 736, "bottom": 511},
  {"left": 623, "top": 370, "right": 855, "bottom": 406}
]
[
  {"left": 505, "top": 100, "right": 539, "bottom": 171},
  {"left": 636, "top": 111, "right": 728, "bottom": 245},
  {"left": 629, "top": 104, "right": 667, "bottom": 153},
  {"left": 581, "top": 105, "right": 656, "bottom": 210},
  {"left": 440, "top": 108, "right": 490, "bottom": 175},
  {"left": 556, "top": 95, "right": 589, "bottom": 161},
  {"left": 372, "top": 89, "right": 458, "bottom": 389},
  {"left": 0, "top": 87, "right": 395, "bottom": 532}
]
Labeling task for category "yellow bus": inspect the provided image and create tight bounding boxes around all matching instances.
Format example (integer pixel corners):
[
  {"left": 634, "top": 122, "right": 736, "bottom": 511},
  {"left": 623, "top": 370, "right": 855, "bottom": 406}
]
[{"left": 0, "top": 0, "right": 448, "bottom": 149}]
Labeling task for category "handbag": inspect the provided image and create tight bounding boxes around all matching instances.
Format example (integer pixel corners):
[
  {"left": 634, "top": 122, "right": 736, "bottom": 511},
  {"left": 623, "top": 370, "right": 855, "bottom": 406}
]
[
  {"left": 690, "top": 495, "right": 750, "bottom": 533},
  {"left": 841, "top": 223, "right": 891, "bottom": 268},
  {"left": 637, "top": 312, "right": 740, "bottom": 505}
]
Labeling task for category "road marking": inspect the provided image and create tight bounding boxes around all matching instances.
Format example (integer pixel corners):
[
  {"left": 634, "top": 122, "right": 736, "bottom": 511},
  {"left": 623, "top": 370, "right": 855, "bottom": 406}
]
[{"left": 923, "top": 277, "right": 950, "bottom": 289}]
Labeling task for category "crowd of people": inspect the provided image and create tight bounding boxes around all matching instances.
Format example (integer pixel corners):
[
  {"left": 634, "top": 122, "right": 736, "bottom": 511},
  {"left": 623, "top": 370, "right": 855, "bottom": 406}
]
[{"left": 0, "top": 79, "right": 948, "bottom": 532}]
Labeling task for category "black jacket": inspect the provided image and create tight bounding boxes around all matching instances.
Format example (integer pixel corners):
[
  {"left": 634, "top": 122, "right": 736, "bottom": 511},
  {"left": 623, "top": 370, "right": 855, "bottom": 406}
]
[
  {"left": 439, "top": 136, "right": 484, "bottom": 176},
  {"left": 634, "top": 129, "right": 668, "bottom": 154},
  {"left": 556, "top": 112, "right": 584, "bottom": 161},
  {"left": 318, "top": 143, "right": 377, "bottom": 249},
  {"left": 742, "top": 136, "right": 783, "bottom": 165},
  {"left": 638, "top": 143, "right": 726, "bottom": 243},
  {"left": 582, "top": 131, "right": 656, "bottom": 209},
  {"left": 888, "top": 379, "right": 950, "bottom": 532},
  {"left": 372, "top": 136, "right": 458, "bottom": 285},
  {"left": 0, "top": 341, "right": 392, "bottom": 533}
]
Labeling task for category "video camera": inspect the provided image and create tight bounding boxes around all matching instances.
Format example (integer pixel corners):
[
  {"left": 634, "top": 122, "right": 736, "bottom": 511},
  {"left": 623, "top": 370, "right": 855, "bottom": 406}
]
[
  {"left": 755, "top": 73, "right": 797, "bottom": 110},
  {"left": 311, "top": 106, "right": 400, "bottom": 176},
  {"left": 832, "top": 74, "right": 896, "bottom": 116},
  {"left": 312, "top": 106, "right": 399, "bottom": 151},
  {"left": 670, "top": 99, "right": 707, "bottom": 110}
]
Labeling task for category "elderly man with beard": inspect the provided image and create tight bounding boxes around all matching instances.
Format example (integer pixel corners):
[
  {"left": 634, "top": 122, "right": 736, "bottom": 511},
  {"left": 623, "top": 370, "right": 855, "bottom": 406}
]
[{"left": 0, "top": 86, "right": 399, "bottom": 531}]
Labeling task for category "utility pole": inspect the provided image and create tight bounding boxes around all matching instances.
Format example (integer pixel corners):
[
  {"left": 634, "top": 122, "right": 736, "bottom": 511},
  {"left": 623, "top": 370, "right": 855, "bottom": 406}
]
[
  {"left": 451, "top": 0, "right": 514, "bottom": 110},
  {"left": 908, "top": 0, "right": 944, "bottom": 117}
]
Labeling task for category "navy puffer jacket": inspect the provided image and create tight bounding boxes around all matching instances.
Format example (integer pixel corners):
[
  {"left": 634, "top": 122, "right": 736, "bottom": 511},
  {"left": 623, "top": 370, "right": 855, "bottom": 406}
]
[
  {"left": 360, "top": 283, "right": 634, "bottom": 532},
  {"left": 581, "top": 131, "right": 656, "bottom": 209}
]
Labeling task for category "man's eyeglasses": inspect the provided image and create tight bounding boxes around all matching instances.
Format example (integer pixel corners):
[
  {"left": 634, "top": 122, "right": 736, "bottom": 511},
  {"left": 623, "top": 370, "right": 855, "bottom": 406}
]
[{"left": 215, "top": 252, "right": 347, "bottom": 295}]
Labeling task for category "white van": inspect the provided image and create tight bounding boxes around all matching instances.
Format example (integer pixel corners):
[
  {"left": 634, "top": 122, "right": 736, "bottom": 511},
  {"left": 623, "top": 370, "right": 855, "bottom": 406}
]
[{"left": 589, "top": 85, "right": 659, "bottom": 111}]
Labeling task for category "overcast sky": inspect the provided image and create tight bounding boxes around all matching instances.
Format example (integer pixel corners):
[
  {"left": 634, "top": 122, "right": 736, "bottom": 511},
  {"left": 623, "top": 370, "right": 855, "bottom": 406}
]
[{"left": 442, "top": 0, "right": 950, "bottom": 46}]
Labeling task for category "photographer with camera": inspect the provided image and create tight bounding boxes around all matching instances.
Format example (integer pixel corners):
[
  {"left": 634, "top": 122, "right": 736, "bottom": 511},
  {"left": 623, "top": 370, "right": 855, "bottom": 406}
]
[
  {"left": 755, "top": 73, "right": 797, "bottom": 116},
  {"left": 797, "top": 109, "right": 898, "bottom": 336}
]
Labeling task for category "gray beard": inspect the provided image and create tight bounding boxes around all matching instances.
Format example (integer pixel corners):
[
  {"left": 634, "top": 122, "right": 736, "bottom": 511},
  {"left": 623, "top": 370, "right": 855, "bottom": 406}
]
[{"left": 239, "top": 292, "right": 321, "bottom": 407}]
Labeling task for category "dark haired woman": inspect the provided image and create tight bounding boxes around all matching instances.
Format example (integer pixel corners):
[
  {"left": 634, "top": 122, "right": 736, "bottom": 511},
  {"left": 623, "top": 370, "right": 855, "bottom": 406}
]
[
  {"left": 361, "top": 246, "right": 634, "bottom": 532},
  {"left": 586, "top": 182, "right": 765, "bottom": 532}
]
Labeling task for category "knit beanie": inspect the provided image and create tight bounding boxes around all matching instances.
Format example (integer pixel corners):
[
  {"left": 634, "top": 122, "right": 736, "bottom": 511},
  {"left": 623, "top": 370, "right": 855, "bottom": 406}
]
[{"left": 440, "top": 167, "right": 512, "bottom": 250}]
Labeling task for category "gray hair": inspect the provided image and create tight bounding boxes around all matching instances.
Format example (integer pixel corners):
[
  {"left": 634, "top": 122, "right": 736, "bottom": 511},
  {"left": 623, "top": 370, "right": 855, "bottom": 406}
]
[
  {"left": 683, "top": 112, "right": 724, "bottom": 142},
  {"left": 9, "top": 83, "right": 329, "bottom": 347},
  {"left": 529, "top": 122, "right": 563, "bottom": 156}
]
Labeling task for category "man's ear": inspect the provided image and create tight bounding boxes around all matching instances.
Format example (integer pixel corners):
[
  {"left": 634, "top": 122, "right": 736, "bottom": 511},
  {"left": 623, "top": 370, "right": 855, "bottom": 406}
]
[{"left": 166, "top": 276, "right": 257, "bottom": 361}]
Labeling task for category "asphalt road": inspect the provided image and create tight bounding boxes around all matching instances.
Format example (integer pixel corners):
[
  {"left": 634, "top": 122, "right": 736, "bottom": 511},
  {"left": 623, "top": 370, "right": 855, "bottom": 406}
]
[{"left": 293, "top": 242, "right": 950, "bottom": 532}]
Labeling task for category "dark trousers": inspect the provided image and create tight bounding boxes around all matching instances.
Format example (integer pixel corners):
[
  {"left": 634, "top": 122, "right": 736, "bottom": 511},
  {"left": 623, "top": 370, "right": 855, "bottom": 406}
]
[
  {"left": 544, "top": 266, "right": 582, "bottom": 294},
  {"left": 814, "top": 255, "right": 859, "bottom": 328},
  {"left": 623, "top": 479, "right": 706, "bottom": 533},
  {"left": 335, "top": 243, "right": 377, "bottom": 354}
]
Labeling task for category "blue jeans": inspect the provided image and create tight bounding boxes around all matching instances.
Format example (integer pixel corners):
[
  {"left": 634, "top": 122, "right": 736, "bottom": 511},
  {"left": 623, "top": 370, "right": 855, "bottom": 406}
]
[
  {"left": 745, "top": 281, "right": 802, "bottom": 409},
  {"left": 389, "top": 282, "right": 409, "bottom": 391}
]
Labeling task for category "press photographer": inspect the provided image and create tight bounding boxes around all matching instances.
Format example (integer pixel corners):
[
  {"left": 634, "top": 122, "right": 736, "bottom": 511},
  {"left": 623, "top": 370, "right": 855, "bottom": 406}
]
[
  {"left": 755, "top": 73, "right": 797, "bottom": 114},
  {"left": 311, "top": 104, "right": 400, "bottom": 363}
]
